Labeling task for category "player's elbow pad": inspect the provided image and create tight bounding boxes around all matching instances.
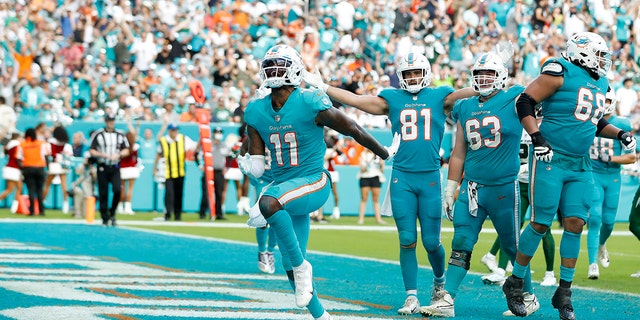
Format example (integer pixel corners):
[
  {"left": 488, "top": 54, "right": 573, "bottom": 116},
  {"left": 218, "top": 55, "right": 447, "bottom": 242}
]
[
  {"left": 248, "top": 155, "right": 265, "bottom": 178},
  {"left": 516, "top": 93, "right": 537, "bottom": 122}
]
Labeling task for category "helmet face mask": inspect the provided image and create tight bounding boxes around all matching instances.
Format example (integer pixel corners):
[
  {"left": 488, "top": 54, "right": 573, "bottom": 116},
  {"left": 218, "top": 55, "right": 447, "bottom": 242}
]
[
  {"left": 259, "top": 45, "right": 305, "bottom": 88},
  {"left": 396, "top": 53, "right": 431, "bottom": 93},
  {"left": 471, "top": 52, "right": 508, "bottom": 96},
  {"left": 564, "top": 32, "right": 612, "bottom": 77}
]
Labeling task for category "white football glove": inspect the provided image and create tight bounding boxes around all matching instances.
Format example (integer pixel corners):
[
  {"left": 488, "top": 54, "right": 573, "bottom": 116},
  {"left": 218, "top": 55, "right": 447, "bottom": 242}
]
[
  {"left": 254, "top": 86, "right": 271, "bottom": 99},
  {"left": 384, "top": 132, "right": 401, "bottom": 161},
  {"left": 444, "top": 179, "right": 458, "bottom": 221},
  {"left": 237, "top": 153, "right": 252, "bottom": 176},
  {"left": 620, "top": 131, "right": 637, "bottom": 152},
  {"left": 496, "top": 40, "right": 515, "bottom": 63},
  {"left": 302, "top": 67, "right": 329, "bottom": 92},
  {"left": 531, "top": 132, "right": 553, "bottom": 162}
]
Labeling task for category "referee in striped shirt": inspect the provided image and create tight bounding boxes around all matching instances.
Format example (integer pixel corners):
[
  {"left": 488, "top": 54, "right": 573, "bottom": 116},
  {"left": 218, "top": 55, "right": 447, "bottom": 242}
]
[{"left": 89, "top": 113, "right": 130, "bottom": 226}]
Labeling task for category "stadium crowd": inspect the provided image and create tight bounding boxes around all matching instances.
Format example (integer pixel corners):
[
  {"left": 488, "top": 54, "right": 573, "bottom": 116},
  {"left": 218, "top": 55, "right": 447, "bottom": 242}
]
[{"left": 0, "top": 0, "right": 639, "bottom": 131}]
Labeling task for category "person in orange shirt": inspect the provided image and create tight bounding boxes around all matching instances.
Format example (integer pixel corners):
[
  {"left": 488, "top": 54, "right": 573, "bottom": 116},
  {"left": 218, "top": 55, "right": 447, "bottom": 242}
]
[
  {"left": 6, "top": 38, "right": 35, "bottom": 80},
  {"left": 179, "top": 96, "right": 198, "bottom": 122},
  {"left": 20, "top": 128, "right": 50, "bottom": 216},
  {"left": 211, "top": 5, "right": 233, "bottom": 35},
  {"left": 231, "top": 0, "right": 250, "bottom": 30},
  {"left": 342, "top": 136, "right": 364, "bottom": 165}
]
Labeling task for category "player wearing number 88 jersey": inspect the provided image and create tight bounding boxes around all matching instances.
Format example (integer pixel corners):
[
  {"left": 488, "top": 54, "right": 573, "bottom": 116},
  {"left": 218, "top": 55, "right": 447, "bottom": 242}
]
[
  {"left": 506, "top": 32, "right": 636, "bottom": 320},
  {"left": 586, "top": 93, "right": 636, "bottom": 279}
]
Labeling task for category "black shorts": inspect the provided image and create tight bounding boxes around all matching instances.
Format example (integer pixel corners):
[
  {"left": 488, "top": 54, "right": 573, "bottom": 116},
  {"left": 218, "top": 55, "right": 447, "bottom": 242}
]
[{"left": 359, "top": 176, "right": 381, "bottom": 188}]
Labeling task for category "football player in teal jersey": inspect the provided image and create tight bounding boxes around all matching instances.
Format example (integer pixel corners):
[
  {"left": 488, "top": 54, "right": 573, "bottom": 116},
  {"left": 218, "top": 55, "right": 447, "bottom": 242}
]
[
  {"left": 504, "top": 32, "right": 637, "bottom": 320},
  {"left": 587, "top": 92, "right": 637, "bottom": 279},
  {"left": 420, "top": 52, "right": 539, "bottom": 318},
  {"left": 304, "top": 52, "right": 476, "bottom": 315},
  {"left": 240, "top": 44, "right": 399, "bottom": 320}
]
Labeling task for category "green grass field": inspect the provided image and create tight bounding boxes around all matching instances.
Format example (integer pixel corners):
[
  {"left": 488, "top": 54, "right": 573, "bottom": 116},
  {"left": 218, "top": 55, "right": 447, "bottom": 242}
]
[{"left": 2, "top": 208, "right": 639, "bottom": 295}]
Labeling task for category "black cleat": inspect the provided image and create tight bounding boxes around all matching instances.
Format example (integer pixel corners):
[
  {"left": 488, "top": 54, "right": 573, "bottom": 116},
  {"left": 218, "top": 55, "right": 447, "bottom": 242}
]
[
  {"left": 502, "top": 275, "right": 527, "bottom": 317},
  {"left": 552, "top": 287, "right": 576, "bottom": 320}
]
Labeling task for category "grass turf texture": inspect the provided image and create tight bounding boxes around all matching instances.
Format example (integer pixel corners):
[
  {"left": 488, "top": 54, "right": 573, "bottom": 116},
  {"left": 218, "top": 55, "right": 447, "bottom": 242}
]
[{"left": 1, "top": 209, "right": 638, "bottom": 295}]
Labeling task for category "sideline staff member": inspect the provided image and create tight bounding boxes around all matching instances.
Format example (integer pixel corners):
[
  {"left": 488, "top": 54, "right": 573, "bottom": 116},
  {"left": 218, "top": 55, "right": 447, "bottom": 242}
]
[
  {"left": 155, "top": 123, "right": 197, "bottom": 221},
  {"left": 89, "top": 114, "right": 130, "bottom": 226}
]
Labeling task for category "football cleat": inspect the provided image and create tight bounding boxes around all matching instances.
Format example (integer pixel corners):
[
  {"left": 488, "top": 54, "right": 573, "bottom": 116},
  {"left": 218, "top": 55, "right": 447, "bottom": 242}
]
[
  {"left": 552, "top": 287, "right": 576, "bottom": 320},
  {"left": 482, "top": 268, "right": 506, "bottom": 286},
  {"left": 420, "top": 290, "right": 455, "bottom": 318},
  {"left": 266, "top": 251, "right": 276, "bottom": 274},
  {"left": 598, "top": 245, "right": 610, "bottom": 268},
  {"left": 540, "top": 271, "right": 557, "bottom": 286},
  {"left": 630, "top": 270, "right": 640, "bottom": 278},
  {"left": 588, "top": 263, "right": 599, "bottom": 280},
  {"left": 480, "top": 253, "right": 498, "bottom": 273},
  {"left": 503, "top": 292, "right": 540, "bottom": 316},
  {"left": 293, "top": 260, "right": 314, "bottom": 308},
  {"left": 258, "top": 252, "right": 270, "bottom": 274},
  {"left": 502, "top": 275, "right": 526, "bottom": 317},
  {"left": 397, "top": 295, "right": 420, "bottom": 315}
]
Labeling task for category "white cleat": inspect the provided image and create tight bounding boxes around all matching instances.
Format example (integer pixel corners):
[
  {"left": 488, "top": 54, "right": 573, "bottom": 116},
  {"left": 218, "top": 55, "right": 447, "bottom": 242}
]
[
  {"left": 540, "top": 271, "right": 557, "bottom": 286},
  {"left": 482, "top": 268, "right": 506, "bottom": 286},
  {"left": 503, "top": 292, "right": 540, "bottom": 316},
  {"left": 258, "top": 252, "right": 271, "bottom": 274},
  {"left": 10, "top": 200, "right": 19, "bottom": 214},
  {"left": 480, "top": 253, "right": 498, "bottom": 273},
  {"left": 397, "top": 295, "right": 420, "bottom": 315},
  {"left": 62, "top": 201, "right": 69, "bottom": 214},
  {"left": 420, "top": 290, "right": 455, "bottom": 318},
  {"left": 266, "top": 251, "right": 275, "bottom": 274},
  {"left": 598, "top": 245, "right": 610, "bottom": 268},
  {"left": 330, "top": 207, "right": 341, "bottom": 219},
  {"left": 631, "top": 270, "right": 640, "bottom": 278},
  {"left": 293, "top": 260, "right": 314, "bottom": 308},
  {"left": 588, "top": 263, "right": 599, "bottom": 279},
  {"left": 315, "top": 311, "right": 334, "bottom": 320}
]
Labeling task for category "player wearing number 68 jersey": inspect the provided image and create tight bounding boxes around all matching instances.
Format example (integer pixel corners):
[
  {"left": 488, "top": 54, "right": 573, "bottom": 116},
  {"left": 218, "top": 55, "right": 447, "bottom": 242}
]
[
  {"left": 504, "top": 32, "right": 637, "bottom": 320},
  {"left": 586, "top": 92, "right": 636, "bottom": 280},
  {"left": 303, "top": 52, "right": 477, "bottom": 315}
]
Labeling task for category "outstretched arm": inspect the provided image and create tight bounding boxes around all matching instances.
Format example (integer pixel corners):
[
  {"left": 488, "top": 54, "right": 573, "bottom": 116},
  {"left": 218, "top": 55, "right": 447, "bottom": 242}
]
[
  {"left": 444, "top": 87, "right": 477, "bottom": 115},
  {"left": 304, "top": 68, "right": 389, "bottom": 115},
  {"left": 316, "top": 107, "right": 389, "bottom": 159}
]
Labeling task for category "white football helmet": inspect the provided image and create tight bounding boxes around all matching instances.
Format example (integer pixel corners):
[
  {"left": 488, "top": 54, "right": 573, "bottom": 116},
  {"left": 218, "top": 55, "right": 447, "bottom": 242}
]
[
  {"left": 396, "top": 52, "right": 431, "bottom": 93},
  {"left": 604, "top": 91, "right": 617, "bottom": 115},
  {"left": 259, "top": 45, "right": 305, "bottom": 88},
  {"left": 471, "top": 52, "right": 509, "bottom": 96},
  {"left": 564, "top": 32, "right": 612, "bottom": 77}
]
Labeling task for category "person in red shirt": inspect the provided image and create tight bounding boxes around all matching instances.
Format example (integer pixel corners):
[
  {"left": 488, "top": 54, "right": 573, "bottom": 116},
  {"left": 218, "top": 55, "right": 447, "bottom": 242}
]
[
  {"left": 0, "top": 132, "right": 23, "bottom": 213},
  {"left": 42, "top": 126, "right": 72, "bottom": 214},
  {"left": 118, "top": 131, "right": 140, "bottom": 215}
]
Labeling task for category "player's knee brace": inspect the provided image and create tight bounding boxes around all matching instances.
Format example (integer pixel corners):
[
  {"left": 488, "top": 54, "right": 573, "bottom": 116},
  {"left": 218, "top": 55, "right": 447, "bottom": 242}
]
[{"left": 449, "top": 250, "right": 472, "bottom": 270}]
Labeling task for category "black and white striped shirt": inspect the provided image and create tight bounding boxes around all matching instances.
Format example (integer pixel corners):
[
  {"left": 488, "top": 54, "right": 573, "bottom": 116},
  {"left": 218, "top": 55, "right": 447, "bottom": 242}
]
[{"left": 89, "top": 128, "right": 129, "bottom": 166}]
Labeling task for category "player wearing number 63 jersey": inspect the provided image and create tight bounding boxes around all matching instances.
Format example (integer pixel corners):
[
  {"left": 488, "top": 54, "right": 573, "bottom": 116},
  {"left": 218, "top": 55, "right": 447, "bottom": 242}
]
[
  {"left": 242, "top": 44, "right": 396, "bottom": 320},
  {"left": 505, "top": 32, "right": 637, "bottom": 320},
  {"left": 303, "top": 51, "right": 476, "bottom": 315},
  {"left": 421, "top": 52, "right": 539, "bottom": 318},
  {"left": 586, "top": 92, "right": 636, "bottom": 280}
]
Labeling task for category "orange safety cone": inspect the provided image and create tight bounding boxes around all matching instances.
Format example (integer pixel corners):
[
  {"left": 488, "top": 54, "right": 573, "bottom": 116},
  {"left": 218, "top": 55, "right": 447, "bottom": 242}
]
[
  {"left": 16, "top": 195, "right": 40, "bottom": 215},
  {"left": 85, "top": 196, "right": 95, "bottom": 224}
]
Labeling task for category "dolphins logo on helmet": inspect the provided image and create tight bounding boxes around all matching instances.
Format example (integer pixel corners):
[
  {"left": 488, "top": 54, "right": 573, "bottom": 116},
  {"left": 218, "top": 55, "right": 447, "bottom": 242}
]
[
  {"left": 396, "top": 52, "right": 431, "bottom": 93},
  {"left": 471, "top": 52, "right": 509, "bottom": 97},
  {"left": 563, "top": 32, "right": 612, "bottom": 77}
]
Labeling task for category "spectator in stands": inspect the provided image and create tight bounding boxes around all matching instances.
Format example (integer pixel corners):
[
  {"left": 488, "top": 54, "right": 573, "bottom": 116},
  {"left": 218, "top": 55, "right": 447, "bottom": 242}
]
[{"left": 179, "top": 96, "right": 198, "bottom": 122}]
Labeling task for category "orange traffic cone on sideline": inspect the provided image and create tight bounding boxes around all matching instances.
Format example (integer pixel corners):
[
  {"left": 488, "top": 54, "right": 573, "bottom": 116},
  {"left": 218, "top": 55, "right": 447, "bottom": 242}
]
[
  {"left": 85, "top": 196, "right": 95, "bottom": 224},
  {"left": 16, "top": 195, "right": 40, "bottom": 215}
]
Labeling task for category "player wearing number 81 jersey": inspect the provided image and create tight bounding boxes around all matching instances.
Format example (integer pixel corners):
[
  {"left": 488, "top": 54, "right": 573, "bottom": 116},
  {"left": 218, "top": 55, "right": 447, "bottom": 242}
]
[
  {"left": 504, "top": 32, "right": 637, "bottom": 320},
  {"left": 302, "top": 51, "right": 477, "bottom": 315}
]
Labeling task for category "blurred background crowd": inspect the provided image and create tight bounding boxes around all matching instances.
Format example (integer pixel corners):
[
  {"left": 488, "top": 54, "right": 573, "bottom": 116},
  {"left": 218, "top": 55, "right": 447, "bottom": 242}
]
[{"left": 2, "top": 0, "right": 640, "bottom": 131}]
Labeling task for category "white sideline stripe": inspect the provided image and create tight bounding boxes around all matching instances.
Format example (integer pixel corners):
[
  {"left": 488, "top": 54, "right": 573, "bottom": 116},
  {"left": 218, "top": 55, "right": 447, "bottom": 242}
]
[
  {"left": 0, "top": 218, "right": 635, "bottom": 236},
  {"left": 1, "top": 219, "right": 639, "bottom": 298}
]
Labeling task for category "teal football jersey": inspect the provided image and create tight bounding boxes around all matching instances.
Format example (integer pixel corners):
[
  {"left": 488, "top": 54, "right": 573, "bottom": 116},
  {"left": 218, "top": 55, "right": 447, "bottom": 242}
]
[
  {"left": 379, "top": 86, "right": 455, "bottom": 172},
  {"left": 452, "top": 85, "right": 524, "bottom": 185},
  {"left": 590, "top": 115, "right": 634, "bottom": 172},
  {"left": 244, "top": 88, "right": 332, "bottom": 183},
  {"left": 538, "top": 58, "right": 610, "bottom": 157}
]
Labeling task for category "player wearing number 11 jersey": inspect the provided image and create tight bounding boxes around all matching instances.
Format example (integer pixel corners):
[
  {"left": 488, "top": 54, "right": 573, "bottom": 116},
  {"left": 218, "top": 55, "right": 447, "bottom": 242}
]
[
  {"left": 504, "top": 32, "right": 637, "bottom": 320},
  {"left": 242, "top": 44, "right": 397, "bottom": 320},
  {"left": 303, "top": 52, "right": 477, "bottom": 315}
]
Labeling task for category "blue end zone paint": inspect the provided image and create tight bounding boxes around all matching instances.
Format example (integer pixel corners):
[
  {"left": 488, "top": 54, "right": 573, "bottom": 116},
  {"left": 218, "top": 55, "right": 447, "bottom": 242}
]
[{"left": 0, "top": 222, "right": 637, "bottom": 319}]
